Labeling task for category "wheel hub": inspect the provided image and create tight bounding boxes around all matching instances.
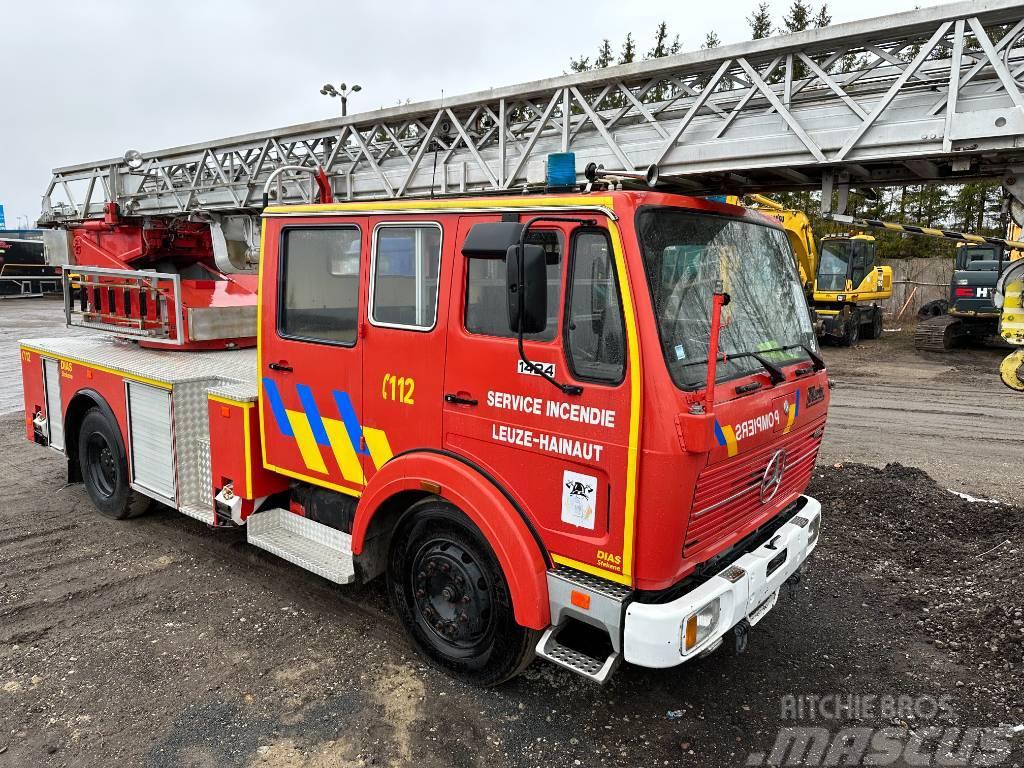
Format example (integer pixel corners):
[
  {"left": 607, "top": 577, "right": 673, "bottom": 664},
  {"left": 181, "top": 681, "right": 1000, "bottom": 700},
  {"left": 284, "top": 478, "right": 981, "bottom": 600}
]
[
  {"left": 412, "top": 540, "right": 491, "bottom": 647},
  {"left": 86, "top": 433, "right": 117, "bottom": 497}
]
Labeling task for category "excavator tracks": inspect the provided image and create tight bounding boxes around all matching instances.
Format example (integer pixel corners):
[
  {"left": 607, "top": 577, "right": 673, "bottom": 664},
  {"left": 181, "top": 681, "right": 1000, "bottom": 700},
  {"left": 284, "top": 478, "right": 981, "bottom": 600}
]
[{"left": 914, "top": 315, "right": 963, "bottom": 352}]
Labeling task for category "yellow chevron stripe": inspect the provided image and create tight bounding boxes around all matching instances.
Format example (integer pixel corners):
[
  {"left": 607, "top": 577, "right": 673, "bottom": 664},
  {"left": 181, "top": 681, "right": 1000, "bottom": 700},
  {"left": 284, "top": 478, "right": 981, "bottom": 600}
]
[
  {"left": 722, "top": 424, "right": 739, "bottom": 457},
  {"left": 784, "top": 402, "right": 797, "bottom": 434},
  {"left": 322, "top": 417, "right": 366, "bottom": 485},
  {"left": 364, "top": 427, "right": 394, "bottom": 469},
  {"left": 286, "top": 410, "right": 328, "bottom": 474}
]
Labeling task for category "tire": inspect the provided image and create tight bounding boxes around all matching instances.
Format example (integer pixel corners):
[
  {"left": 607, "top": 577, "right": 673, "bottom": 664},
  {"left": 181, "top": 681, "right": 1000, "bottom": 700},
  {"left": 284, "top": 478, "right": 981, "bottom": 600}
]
[
  {"left": 861, "top": 307, "right": 883, "bottom": 340},
  {"left": 838, "top": 313, "right": 860, "bottom": 347},
  {"left": 387, "top": 500, "right": 539, "bottom": 686},
  {"left": 77, "top": 408, "right": 151, "bottom": 520}
]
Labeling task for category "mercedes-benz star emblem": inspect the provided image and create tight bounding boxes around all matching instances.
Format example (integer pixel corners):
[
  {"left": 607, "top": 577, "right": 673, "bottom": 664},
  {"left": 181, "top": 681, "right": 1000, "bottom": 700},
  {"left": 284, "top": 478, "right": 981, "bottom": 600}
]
[{"left": 760, "top": 449, "right": 787, "bottom": 503}]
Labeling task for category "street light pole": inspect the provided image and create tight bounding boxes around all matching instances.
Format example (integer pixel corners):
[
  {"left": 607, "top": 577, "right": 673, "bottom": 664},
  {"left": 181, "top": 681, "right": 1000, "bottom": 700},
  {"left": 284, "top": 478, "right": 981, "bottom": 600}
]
[{"left": 320, "top": 82, "right": 362, "bottom": 117}]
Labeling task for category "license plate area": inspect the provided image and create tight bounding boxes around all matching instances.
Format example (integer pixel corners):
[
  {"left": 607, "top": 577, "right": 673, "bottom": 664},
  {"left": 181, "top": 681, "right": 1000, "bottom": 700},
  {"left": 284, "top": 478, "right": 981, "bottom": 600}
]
[{"left": 747, "top": 589, "right": 779, "bottom": 626}]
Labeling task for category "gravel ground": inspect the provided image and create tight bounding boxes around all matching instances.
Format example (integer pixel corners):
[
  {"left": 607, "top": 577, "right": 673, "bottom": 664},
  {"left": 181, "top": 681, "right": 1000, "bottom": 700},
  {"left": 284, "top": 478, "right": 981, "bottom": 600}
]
[
  {"left": 1, "top": 417, "right": 1022, "bottom": 767},
  {"left": 2, "top": 305, "right": 1022, "bottom": 767}
]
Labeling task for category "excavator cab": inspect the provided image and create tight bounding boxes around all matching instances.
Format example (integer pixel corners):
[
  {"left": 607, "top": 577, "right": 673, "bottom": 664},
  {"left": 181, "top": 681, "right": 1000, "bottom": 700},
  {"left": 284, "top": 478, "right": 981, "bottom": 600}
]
[{"left": 814, "top": 234, "right": 887, "bottom": 298}]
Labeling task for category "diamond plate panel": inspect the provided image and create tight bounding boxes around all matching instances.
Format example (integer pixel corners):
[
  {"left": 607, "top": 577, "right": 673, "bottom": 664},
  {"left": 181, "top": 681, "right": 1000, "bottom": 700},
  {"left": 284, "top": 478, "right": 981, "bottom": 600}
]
[
  {"left": 247, "top": 508, "right": 355, "bottom": 584},
  {"left": 21, "top": 336, "right": 257, "bottom": 386},
  {"left": 196, "top": 438, "right": 213, "bottom": 507}
]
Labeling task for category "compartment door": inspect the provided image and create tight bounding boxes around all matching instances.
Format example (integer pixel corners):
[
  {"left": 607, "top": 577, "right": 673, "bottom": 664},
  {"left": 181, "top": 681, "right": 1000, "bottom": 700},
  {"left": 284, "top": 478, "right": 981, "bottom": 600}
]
[
  {"left": 127, "top": 382, "right": 177, "bottom": 503},
  {"left": 42, "top": 358, "right": 64, "bottom": 450}
]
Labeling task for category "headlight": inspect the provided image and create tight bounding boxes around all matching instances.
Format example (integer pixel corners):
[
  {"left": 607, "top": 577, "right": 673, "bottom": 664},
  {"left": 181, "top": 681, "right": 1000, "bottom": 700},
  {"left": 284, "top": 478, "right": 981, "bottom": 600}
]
[
  {"left": 682, "top": 598, "right": 721, "bottom": 653},
  {"left": 808, "top": 513, "right": 821, "bottom": 545}
]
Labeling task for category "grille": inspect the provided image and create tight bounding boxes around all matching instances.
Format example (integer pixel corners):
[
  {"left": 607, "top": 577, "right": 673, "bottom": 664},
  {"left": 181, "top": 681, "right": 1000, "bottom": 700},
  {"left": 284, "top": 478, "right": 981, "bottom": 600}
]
[{"left": 684, "top": 420, "right": 822, "bottom": 554}]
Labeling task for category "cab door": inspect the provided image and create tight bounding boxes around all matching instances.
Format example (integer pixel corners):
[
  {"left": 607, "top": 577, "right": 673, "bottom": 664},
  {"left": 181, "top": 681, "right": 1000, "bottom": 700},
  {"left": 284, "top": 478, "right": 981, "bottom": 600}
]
[
  {"left": 442, "top": 214, "right": 636, "bottom": 583},
  {"left": 359, "top": 217, "right": 449, "bottom": 481},
  {"left": 259, "top": 218, "right": 368, "bottom": 495}
]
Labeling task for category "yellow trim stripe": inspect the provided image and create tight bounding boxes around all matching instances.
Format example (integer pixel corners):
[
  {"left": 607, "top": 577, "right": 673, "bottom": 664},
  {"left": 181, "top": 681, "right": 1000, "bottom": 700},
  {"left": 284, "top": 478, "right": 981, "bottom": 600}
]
[
  {"left": 20, "top": 345, "right": 172, "bottom": 390},
  {"left": 208, "top": 394, "right": 256, "bottom": 407},
  {"left": 551, "top": 554, "right": 632, "bottom": 586},
  {"left": 323, "top": 417, "right": 366, "bottom": 485},
  {"left": 286, "top": 409, "right": 328, "bottom": 474},
  {"left": 266, "top": 195, "right": 615, "bottom": 215},
  {"left": 363, "top": 427, "right": 394, "bottom": 470},
  {"left": 262, "top": 460, "right": 362, "bottom": 498},
  {"left": 243, "top": 404, "right": 253, "bottom": 496},
  {"left": 606, "top": 220, "right": 641, "bottom": 581}
]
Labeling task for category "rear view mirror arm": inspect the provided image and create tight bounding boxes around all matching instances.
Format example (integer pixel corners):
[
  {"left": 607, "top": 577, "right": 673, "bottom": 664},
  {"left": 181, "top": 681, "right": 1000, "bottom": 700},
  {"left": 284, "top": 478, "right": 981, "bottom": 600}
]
[{"left": 516, "top": 216, "right": 596, "bottom": 397}]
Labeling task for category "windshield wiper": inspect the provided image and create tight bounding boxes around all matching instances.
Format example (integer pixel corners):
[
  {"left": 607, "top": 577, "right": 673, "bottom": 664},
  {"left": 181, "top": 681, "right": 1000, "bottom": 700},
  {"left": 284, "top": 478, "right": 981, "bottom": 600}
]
[{"left": 677, "top": 349, "right": 785, "bottom": 384}]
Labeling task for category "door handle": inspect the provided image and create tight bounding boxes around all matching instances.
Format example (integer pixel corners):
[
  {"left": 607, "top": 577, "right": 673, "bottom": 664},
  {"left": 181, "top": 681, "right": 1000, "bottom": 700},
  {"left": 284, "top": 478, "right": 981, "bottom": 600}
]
[
  {"left": 268, "top": 361, "right": 293, "bottom": 373},
  {"left": 444, "top": 393, "right": 478, "bottom": 407}
]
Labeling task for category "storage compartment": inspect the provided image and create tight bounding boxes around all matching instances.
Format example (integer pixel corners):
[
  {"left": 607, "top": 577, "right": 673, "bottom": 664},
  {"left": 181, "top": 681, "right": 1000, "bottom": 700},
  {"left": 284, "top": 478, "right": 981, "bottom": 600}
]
[{"left": 127, "top": 381, "right": 176, "bottom": 503}]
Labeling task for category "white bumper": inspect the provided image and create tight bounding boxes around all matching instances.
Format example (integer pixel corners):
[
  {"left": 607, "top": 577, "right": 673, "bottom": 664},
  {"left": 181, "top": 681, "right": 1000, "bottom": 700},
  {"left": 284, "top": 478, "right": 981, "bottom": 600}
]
[{"left": 623, "top": 496, "right": 822, "bottom": 668}]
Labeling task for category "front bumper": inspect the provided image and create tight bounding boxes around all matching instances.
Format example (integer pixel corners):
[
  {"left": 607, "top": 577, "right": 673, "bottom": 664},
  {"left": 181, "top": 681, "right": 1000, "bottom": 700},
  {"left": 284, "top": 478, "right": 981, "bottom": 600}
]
[{"left": 623, "top": 495, "right": 821, "bottom": 668}]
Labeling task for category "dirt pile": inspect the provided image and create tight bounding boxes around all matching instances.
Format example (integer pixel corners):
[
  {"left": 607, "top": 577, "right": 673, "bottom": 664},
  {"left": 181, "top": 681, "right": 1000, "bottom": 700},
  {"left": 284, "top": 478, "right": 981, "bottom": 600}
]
[{"left": 809, "top": 462, "right": 1024, "bottom": 672}]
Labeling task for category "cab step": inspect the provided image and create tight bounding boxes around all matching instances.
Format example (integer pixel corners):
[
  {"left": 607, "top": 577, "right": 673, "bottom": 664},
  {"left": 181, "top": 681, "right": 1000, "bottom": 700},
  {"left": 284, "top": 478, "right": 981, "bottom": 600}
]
[
  {"left": 246, "top": 508, "right": 355, "bottom": 584},
  {"left": 536, "top": 624, "right": 621, "bottom": 684}
]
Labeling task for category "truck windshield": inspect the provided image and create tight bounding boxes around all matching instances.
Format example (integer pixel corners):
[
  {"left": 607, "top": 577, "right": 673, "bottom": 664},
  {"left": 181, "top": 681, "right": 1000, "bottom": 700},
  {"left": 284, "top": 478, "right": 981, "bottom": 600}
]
[
  {"left": 637, "top": 208, "right": 816, "bottom": 390},
  {"left": 956, "top": 245, "right": 1001, "bottom": 270}
]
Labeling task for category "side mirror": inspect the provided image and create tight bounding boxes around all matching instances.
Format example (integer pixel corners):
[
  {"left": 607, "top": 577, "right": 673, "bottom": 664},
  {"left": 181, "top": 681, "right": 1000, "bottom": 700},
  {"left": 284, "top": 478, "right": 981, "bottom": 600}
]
[{"left": 506, "top": 244, "right": 547, "bottom": 335}]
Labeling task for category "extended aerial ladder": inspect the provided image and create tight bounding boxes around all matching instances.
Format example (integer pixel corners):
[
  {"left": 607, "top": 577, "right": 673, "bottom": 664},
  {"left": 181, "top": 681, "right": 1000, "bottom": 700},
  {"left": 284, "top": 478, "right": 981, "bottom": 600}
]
[{"left": 36, "top": 0, "right": 1024, "bottom": 350}]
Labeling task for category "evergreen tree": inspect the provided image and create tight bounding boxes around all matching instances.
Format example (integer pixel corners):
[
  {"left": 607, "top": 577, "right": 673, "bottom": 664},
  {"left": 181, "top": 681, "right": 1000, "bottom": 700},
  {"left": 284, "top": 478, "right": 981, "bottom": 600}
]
[
  {"left": 619, "top": 33, "right": 637, "bottom": 64},
  {"left": 568, "top": 55, "right": 591, "bottom": 73},
  {"left": 782, "top": 0, "right": 813, "bottom": 33},
  {"left": 748, "top": 2, "right": 773, "bottom": 39},
  {"left": 595, "top": 39, "right": 614, "bottom": 68},
  {"left": 813, "top": 4, "right": 832, "bottom": 28},
  {"left": 648, "top": 22, "right": 670, "bottom": 59},
  {"left": 703, "top": 31, "right": 722, "bottom": 49}
]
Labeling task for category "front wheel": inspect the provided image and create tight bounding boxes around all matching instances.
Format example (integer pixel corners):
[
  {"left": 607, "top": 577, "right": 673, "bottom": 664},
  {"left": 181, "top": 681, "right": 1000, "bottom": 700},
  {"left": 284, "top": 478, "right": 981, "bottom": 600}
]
[
  {"left": 387, "top": 500, "right": 538, "bottom": 686},
  {"left": 78, "top": 408, "right": 151, "bottom": 520}
]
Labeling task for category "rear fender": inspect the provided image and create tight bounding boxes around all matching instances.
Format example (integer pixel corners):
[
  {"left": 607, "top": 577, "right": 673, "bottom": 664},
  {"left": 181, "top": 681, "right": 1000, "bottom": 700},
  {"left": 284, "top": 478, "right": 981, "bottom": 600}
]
[{"left": 353, "top": 449, "right": 551, "bottom": 630}]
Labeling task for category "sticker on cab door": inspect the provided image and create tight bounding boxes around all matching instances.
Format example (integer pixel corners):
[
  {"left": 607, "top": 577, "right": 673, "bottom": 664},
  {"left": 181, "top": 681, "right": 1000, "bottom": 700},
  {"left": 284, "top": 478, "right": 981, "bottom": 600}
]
[
  {"left": 517, "top": 360, "right": 555, "bottom": 377},
  {"left": 561, "top": 470, "right": 597, "bottom": 530}
]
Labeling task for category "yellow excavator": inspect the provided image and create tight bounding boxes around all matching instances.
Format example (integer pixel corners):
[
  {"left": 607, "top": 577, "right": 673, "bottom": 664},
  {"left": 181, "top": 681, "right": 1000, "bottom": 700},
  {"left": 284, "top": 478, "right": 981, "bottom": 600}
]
[
  {"left": 744, "top": 195, "right": 893, "bottom": 346},
  {"left": 995, "top": 227, "right": 1024, "bottom": 389}
]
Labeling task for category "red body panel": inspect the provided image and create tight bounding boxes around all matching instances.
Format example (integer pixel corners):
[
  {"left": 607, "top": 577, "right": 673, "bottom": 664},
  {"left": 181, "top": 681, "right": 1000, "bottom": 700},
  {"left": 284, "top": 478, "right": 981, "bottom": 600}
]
[
  {"left": 207, "top": 398, "right": 288, "bottom": 506},
  {"left": 20, "top": 346, "right": 137, "bottom": 476}
]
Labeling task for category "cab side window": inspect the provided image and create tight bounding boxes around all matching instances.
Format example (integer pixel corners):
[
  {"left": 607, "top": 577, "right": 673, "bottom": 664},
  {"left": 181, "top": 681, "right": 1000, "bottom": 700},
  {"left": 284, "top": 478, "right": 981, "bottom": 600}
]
[
  {"left": 371, "top": 224, "right": 442, "bottom": 330},
  {"left": 279, "top": 227, "right": 361, "bottom": 345},
  {"left": 465, "top": 229, "right": 562, "bottom": 341},
  {"left": 565, "top": 231, "right": 625, "bottom": 383}
]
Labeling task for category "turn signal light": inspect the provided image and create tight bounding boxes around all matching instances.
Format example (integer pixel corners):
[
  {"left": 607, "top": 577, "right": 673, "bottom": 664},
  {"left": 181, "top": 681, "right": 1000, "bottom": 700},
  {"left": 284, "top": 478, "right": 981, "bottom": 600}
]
[{"left": 684, "top": 615, "right": 698, "bottom": 649}]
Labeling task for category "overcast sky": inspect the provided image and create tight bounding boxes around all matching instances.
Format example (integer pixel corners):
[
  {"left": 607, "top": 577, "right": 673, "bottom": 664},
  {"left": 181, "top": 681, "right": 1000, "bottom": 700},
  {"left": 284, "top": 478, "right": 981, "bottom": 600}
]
[{"left": 0, "top": 0, "right": 950, "bottom": 226}]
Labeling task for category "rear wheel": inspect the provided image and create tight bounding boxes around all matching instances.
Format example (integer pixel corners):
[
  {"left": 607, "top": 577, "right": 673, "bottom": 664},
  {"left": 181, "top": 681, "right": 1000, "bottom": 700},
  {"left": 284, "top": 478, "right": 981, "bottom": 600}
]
[
  {"left": 78, "top": 408, "right": 151, "bottom": 520},
  {"left": 387, "top": 500, "right": 538, "bottom": 686},
  {"left": 838, "top": 313, "right": 860, "bottom": 347},
  {"left": 861, "top": 307, "right": 883, "bottom": 340}
]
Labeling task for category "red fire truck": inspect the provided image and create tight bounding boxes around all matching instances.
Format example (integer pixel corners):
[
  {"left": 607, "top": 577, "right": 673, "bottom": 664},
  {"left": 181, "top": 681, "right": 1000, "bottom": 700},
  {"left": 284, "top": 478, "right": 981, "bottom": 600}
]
[{"left": 20, "top": 178, "right": 825, "bottom": 685}]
